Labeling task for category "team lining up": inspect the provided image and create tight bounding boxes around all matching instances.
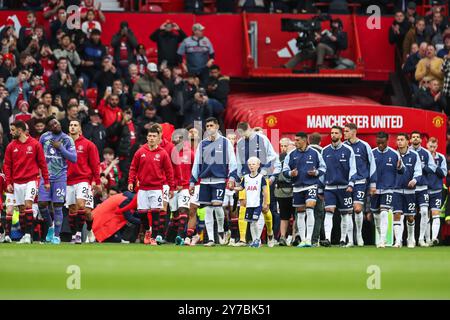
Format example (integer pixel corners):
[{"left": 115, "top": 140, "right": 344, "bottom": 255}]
[{"left": 0, "top": 118, "right": 445, "bottom": 248}]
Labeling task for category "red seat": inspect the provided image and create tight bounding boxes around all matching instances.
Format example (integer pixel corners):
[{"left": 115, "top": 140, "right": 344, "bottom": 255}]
[
  {"left": 145, "top": 47, "right": 158, "bottom": 61},
  {"left": 140, "top": 4, "right": 163, "bottom": 12},
  {"left": 86, "top": 88, "right": 98, "bottom": 107}
]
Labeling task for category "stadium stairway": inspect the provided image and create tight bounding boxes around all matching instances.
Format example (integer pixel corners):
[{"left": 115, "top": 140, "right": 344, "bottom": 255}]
[{"left": 97, "top": 0, "right": 124, "bottom": 11}]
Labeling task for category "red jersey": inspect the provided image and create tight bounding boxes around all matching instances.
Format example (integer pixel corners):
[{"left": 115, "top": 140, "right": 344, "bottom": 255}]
[
  {"left": 128, "top": 144, "right": 174, "bottom": 191},
  {"left": 0, "top": 172, "right": 6, "bottom": 206},
  {"left": 3, "top": 136, "right": 49, "bottom": 185},
  {"left": 67, "top": 135, "right": 101, "bottom": 186},
  {"left": 160, "top": 138, "right": 182, "bottom": 187},
  {"left": 176, "top": 142, "right": 195, "bottom": 189},
  {"left": 100, "top": 161, "right": 122, "bottom": 188},
  {"left": 95, "top": 99, "right": 123, "bottom": 129}
]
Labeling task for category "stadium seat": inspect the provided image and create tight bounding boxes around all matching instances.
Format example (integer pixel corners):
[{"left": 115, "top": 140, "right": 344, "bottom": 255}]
[
  {"left": 86, "top": 88, "right": 98, "bottom": 107},
  {"left": 140, "top": 4, "right": 163, "bottom": 12},
  {"left": 146, "top": 47, "right": 158, "bottom": 61}
]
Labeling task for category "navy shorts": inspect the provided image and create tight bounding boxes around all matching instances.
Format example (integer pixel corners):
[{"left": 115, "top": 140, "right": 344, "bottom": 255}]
[
  {"left": 293, "top": 187, "right": 317, "bottom": 207},
  {"left": 324, "top": 188, "right": 352, "bottom": 212},
  {"left": 393, "top": 191, "right": 416, "bottom": 215},
  {"left": 198, "top": 183, "right": 226, "bottom": 205},
  {"left": 352, "top": 183, "right": 367, "bottom": 204},
  {"left": 415, "top": 189, "right": 429, "bottom": 208},
  {"left": 429, "top": 191, "right": 443, "bottom": 211},
  {"left": 38, "top": 178, "right": 66, "bottom": 203},
  {"left": 245, "top": 206, "right": 262, "bottom": 222},
  {"left": 370, "top": 192, "right": 394, "bottom": 213}
]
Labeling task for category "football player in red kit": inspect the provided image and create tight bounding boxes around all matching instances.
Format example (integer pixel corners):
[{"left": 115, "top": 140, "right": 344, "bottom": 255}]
[
  {"left": 128, "top": 126, "right": 175, "bottom": 245},
  {"left": 3, "top": 121, "right": 49, "bottom": 244},
  {"left": 166, "top": 132, "right": 195, "bottom": 245},
  {"left": 67, "top": 120, "right": 101, "bottom": 244},
  {"left": 151, "top": 123, "right": 182, "bottom": 244}
]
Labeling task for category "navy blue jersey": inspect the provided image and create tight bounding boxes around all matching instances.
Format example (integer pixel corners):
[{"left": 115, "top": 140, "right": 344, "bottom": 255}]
[
  {"left": 344, "top": 139, "right": 377, "bottom": 187},
  {"left": 322, "top": 142, "right": 357, "bottom": 187},
  {"left": 282, "top": 146, "right": 326, "bottom": 187},
  {"left": 428, "top": 152, "right": 447, "bottom": 191},
  {"left": 372, "top": 146, "right": 404, "bottom": 191},
  {"left": 395, "top": 149, "right": 422, "bottom": 190},
  {"left": 190, "top": 135, "right": 238, "bottom": 184},
  {"left": 409, "top": 146, "right": 437, "bottom": 189}
]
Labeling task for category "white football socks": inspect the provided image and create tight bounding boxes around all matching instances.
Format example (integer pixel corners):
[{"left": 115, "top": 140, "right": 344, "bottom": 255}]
[
  {"left": 324, "top": 212, "right": 334, "bottom": 241},
  {"left": 432, "top": 216, "right": 441, "bottom": 241},
  {"left": 306, "top": 208, "right": 315, "bottom": 242},
  {"left": 205, "top": 206, "right": 215, "bottom": 242},
  {"left": 419, "top": 206, "right": 429, "bottom": 242},
  {"left": 214, "top": 206, "right": 225, "bottom": 233},
  {"left": 297, "top": 212, "right": 306, "bottom": 241}
]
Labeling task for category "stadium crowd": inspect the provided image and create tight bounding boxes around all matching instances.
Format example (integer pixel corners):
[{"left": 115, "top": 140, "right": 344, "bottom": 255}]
[{"left": 0, "top": 1, "right": 449, "bottom": 248}]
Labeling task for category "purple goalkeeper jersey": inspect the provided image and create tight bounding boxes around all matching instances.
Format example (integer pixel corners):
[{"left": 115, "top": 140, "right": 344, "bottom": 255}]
[{"left": 39, "top": 131, "right": 77, "bottom": 181}]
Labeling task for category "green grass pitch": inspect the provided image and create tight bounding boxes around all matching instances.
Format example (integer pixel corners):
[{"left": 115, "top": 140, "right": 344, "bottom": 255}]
[{"left": 1, "top": 244, "right": 449, "bottom": 300}]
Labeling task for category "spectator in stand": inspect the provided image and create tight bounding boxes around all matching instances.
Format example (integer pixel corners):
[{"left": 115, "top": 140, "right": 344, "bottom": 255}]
[
  {"left": 160, "top": 67, "right": 173, "bottom": 88},
  {"left": 53, "top": 34, "right": 81, "bottom": 75},
  {"left": 107, "top": 107, "right": 136, "bottom": 188},
  {"left": 154, "top": 86, "right": 180, "bottom": 127},
  {"left": 79, "top": 29, "right": 107, "bottom": 90},
  {"left": 404, "top": 1, "right": 417, "bottom": 26},
  {"left": 125, "top": 63, "right": 140, "bottom": 90},
  {"left": 150, "top": 20, "right": 186, "bottom": 69},
  {"left": 133, "top": 92, "right": 153, "bottom": 118},
  {"left": 29, "top": 118, "right": 46, "bottom": 139},
  {"left": 177, "top": 23, "right": 215, "bottom": 87},
  {"left": 93, "top": 56, "right": 120, "bottom": 102},
  {"left": 43, "top": 0, "right": 65, "bottom": 22},
  {"left": 81, "top": 9, "right": 102, "bottom": 37},
  {"left": 41, "top": 91, "right": 64, "bottom": 120},
  {"left": 185, "top": 0, "right": 204, "bottom": 13},
  {"left": 415, "top": 44, "right": 444, "bottom": 86},
  {"left": 169, "top": 66, "right": 190, "bottom": 110},
  {"left": 27, "top": 102, "right": 48, "bottom": 137},
  {"left": 414, "top": 78, "right": 447, "bottom": 113},
  {"left": 11, "top": 100, "right": 32, "bottom": 123},
  {"left": 39, "top": 44, "right": 55, "bottom": 86},
  {"left": 425, "top": 9, "right": 447, "bottom": 48},
  {"left": 441, "top": 50, "right": 450, "bottom": 116},
  {"left": 100, "top": 147, "right": 122, "bottom": 190},
  {"left": 18, "top": 11, "right": 38, "bottom": 52},
  {"left": 238, "top": 0, "right": 266, "bottom": 12},
  {"left": 49, "top": 57, "right": 76, "bottom": 104},
  {"left": 132, "top": 62, "right": 163, "bottom": 98},
  {"left": 50, "top": 7, "right": 71, "bottom": 47},
  {"left": 403, "top": 17, "right": 429, "bottom": 62},
  {"left": 17, "top": 53, "right": 43, "bottom": 78},
  {"left": 80, "top": 0, "right": 106, "bottom": 24},
  {"left": 135, "top": 44, "right": 148, "bottom": 76},
  {"left": 83, "top": 108, "right": 107, "bottom": 159},
  {"left": 0, "top": 54, "right": 16, "bottom": 84},
  {"left": 60, "top": 103, "right": 80, "bottom": 133},
  {"left": 111, "top": 21, "right": 138, "bottom": 78},
  {"left": 96, "top": 92, "right": 123, "bottom": 129},
  {"left": 183, "top": 89, "right": 212, "bottom": 127},
  {"left": 207, "top": 65, "right": 230, "bottom": 108},
  {"left": 403, "top": 41, "right": 427, "bottom": 93},
  {"left": 438, "top": 33, "right": 450, "bottom": 58},
  {"left": 5, "top": 70, "right": 30, "bottom": 109},
  {"left": 389, "top": 10, "right": 411, "bottom": 56},
  {"left": 135, "top": 105, "right": 162, "bottom": 140},
  {"left": 0, "top": 84, "right": 12, "bottom": 137},
  {"left": 112, "top": 79, "right": 131, "bottom": 111}
]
